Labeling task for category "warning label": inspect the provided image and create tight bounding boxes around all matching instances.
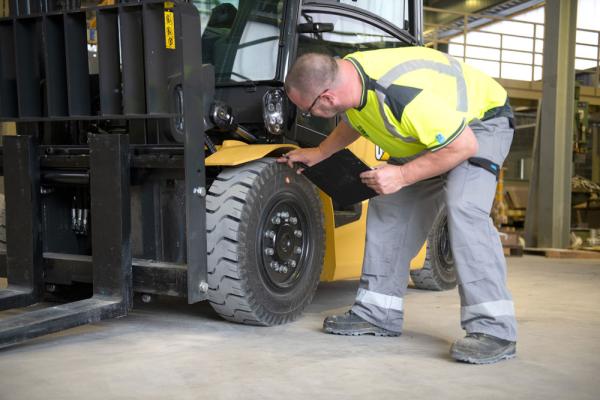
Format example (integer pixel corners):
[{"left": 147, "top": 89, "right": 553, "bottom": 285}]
[{"left": 164, "top": 10, "right": 175, "bottom": 49}]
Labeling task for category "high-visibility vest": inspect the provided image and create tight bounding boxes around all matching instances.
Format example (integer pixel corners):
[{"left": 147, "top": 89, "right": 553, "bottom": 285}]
[{"left": 342, "top": 47, "right": 511, "bottom": 161}]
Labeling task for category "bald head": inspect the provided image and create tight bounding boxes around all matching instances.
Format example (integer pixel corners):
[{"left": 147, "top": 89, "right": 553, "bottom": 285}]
[{"left": 285, "top": 53, "right": 339, "bottom": 101}]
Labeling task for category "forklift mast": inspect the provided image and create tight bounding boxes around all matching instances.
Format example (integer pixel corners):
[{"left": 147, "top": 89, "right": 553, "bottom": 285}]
[{"left": 0, "top": 0, "right": 209, "bottom": 348}]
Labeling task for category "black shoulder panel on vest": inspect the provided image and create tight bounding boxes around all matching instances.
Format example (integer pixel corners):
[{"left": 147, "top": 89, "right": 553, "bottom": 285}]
[{"left": 383, "top": 85, "right": 423, "bottom": 122}]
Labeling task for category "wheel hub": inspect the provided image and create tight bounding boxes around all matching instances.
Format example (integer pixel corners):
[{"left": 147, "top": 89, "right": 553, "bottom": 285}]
[
  {"left": 275, "top": 226, "right": 295, "bottom": 259},
  {"left": 260, "top": 204, "right": 307, "bottom": 288}
]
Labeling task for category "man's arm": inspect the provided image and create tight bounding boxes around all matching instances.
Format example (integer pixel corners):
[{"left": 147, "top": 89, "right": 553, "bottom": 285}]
[
  {"left": 278, "top": 120, "right": 361, "bottom": 168},
  {"left": 360, "top": 126, "right": 479, "bottom": 194}
]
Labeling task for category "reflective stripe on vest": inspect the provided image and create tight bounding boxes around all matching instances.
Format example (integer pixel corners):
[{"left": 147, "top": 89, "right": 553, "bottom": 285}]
[{"left": 369, "top": 54, "right": 468, "bottom": 142}]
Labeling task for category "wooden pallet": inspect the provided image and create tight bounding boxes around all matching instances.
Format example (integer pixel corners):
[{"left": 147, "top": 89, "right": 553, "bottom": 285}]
[
  {"left": 503, "top": 245, "right": 524, "bottom": 257},
  {"left": 524, "top": 247, "right": 600, "bottom": 259}
]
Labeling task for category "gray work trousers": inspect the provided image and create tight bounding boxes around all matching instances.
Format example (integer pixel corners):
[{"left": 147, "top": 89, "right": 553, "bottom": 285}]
[{"left": 351, "top": 116, "right": 518, "bottom": 341}]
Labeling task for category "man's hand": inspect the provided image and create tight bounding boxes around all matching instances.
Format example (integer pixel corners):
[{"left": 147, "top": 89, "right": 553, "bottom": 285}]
[
  {"left": 360, "top": 164, "right": 407, "bottom": 195},
  {"left": 276, "top": 121, "right": 361, "bottom": 173},
  {"left": 277, "top": 147, "right": 327, "bottom": 173}
]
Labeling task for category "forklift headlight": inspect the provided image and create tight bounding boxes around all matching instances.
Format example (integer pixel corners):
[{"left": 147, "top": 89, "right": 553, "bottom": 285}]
[
  {"left": 210, "top": 101, "right": 236, "bottom": 131},
  {"left": 262, "top": 89, "right": 285, "bottom": 135}
]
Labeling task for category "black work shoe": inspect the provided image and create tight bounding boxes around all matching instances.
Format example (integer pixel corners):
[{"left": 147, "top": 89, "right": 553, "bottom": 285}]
[
  {"left": 323, "top": 310, "right": 401, "bottom": 337},
  {"left": 450, "top": 333, "right": 516, "bottom": 364}
]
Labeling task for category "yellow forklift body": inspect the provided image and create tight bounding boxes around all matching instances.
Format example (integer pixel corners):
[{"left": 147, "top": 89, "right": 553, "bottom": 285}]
[{"left": 205, "top": 140, "right": 296, "bottom": 166}]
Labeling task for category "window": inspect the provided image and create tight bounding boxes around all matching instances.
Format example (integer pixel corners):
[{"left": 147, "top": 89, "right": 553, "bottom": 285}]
[
  {"left": 194, "top": 0, "right": 283, "bottom": 83},
  {"left": 298, "top": 11, "right": 407, "bottom": 59},
  {"left": 338, "top": 0, "right": 409, "bottom": 32}
]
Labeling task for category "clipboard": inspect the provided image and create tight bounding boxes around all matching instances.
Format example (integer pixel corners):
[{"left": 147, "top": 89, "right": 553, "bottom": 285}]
[{"left": 300, "top": 149, "right": 378, "bottom": 207}]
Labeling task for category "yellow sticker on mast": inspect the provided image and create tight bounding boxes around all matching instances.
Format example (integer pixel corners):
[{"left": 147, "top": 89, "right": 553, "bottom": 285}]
[{"left": 164, "top": 10, "right": 175, "bottom": 49}]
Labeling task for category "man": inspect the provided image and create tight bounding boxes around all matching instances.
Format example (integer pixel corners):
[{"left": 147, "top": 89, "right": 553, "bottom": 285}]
[{"left": 279, "top": 47, "right": 517, "bottom": 365}]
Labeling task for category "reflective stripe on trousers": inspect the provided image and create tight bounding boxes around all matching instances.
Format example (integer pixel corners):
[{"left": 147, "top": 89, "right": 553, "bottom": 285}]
[
  {"left": 461, "top": 299, "right": 515, "bottom": 322},
  {"left": 356, "top": 288, "right": 404, "bottom": 312}
]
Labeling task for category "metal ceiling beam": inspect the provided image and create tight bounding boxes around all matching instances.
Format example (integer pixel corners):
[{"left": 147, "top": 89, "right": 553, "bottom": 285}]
[{"left": 425, "top": 0, "right": 544, "bottom": 40}]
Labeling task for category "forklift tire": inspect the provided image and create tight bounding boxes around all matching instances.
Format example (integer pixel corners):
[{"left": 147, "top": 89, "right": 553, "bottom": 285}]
[
  {"left": 206, "top": 158, "right": 325, "bottom": 326},
  {"left": 410, "top": 207, "right": 457, "bottom": 291}
]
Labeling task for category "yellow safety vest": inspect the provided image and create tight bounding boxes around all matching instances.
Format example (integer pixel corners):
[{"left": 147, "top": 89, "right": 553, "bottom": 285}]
[{"left": 342, "top": 47, "right": 511, "bottom": 161}]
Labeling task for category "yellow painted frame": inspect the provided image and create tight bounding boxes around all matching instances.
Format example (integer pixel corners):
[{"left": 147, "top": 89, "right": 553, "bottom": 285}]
[{"left": 205, "top": 140, "right": 296, "bottom": 166}]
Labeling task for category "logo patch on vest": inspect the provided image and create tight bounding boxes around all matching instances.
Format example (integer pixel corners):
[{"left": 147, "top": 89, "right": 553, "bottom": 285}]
[
  {"left": 436, "top": 133, "right": 446, "bottom": 144},
  {"left": 375, "top": 145, "right": 387, "bottom": 161}
]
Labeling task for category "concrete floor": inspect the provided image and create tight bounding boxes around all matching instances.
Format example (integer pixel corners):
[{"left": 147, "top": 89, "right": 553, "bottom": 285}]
[{"left": 0, "top": 255, "right": 599, "bottom": 400}]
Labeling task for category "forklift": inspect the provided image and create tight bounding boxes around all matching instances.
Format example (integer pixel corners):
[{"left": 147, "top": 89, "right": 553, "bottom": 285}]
[{"left": 0, "top": 0, "right": 455, "bottom": 348}]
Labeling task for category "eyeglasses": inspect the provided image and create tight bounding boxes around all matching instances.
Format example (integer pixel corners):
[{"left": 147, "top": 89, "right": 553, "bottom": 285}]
[{"left": 301, "top": 88, "right": 329, "bottom": 118}]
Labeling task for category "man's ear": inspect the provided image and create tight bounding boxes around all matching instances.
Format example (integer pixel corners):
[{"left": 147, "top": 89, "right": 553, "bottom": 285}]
[{"left": 321, "top": 91, "right": 336, "bottom": 107}]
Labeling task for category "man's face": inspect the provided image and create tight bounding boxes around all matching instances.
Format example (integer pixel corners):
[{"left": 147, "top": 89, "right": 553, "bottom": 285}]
[{"left": 287, "top": 88, "right": 341, "bottom": 119}]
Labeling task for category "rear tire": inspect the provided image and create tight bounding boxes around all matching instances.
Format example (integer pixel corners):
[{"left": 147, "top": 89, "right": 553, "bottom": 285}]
[
  {"left": 410, "top": 207, "right": 457, "bottom": 291},
  {"left": 206, "top": 158, "right": 325, "bottom": 325}
]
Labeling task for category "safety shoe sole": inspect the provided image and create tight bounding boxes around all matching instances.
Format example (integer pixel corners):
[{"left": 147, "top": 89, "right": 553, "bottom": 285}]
[
  {"left": 323, "top": 325, "right": 401, "bottom": 337},
  {"left": 451, "top": 344, "right": 516, "bottom": 365}
]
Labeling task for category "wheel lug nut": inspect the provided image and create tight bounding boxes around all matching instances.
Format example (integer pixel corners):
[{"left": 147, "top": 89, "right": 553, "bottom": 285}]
[
  {"left": 289, "top": 217, "right": 298, "bottom": 225},
  {"left": 294, "top": 246, "right": 302, "bottom": 254},
  {"left": 265, "top": 247, "right": 274, "bottom": 256},
  {"left": 281, "top": 267, "right": 288, "bottom": 273},
  {"left": 272, "top": 216, "right": 281, "bottom": 225},
  {"left": 280, "top": 211, "right": 289, "bottom": 218},
  {"left": 288, "top": 260, "right": 297, "bottom": 268},
  {"left": 265, "top": 230, "right": 276, "bottom": 239},
  {"left": 270, "top": 261, "right": 279, "bottom": 270},
  {"left": 294, "top": 230, "right": 302, "bottom": 238}
]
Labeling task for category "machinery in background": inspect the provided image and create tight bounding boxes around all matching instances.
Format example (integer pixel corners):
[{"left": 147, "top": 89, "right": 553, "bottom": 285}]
[{"left": 492, "top": 93, "right": 600, "bottom": 252}]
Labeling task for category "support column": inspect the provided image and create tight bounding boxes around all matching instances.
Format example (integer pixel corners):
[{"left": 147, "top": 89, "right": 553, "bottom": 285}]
[{"left": 537, "top": 0, "right": 578, "bottom": 248}]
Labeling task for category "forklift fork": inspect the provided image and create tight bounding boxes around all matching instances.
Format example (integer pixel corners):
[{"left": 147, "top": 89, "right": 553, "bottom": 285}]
[
  {"left": 0, "top": 135, "right": 43, "bottom": 311},
  {"left": 0, "top": 134, "right": 133, "bottom": 348}
]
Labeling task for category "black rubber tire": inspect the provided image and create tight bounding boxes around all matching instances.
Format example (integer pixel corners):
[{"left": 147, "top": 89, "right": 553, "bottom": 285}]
[
  {"left": 410, "top": 207, "right": 457, "bottom": 291},
  {"left": 206, "top": 158, "right": 325, "bottom": 325}
]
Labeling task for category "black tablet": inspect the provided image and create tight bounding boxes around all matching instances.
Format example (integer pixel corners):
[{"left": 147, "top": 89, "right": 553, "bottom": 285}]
[{"left": 300, "top": 149, "right": 378, "bottom": 207}]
